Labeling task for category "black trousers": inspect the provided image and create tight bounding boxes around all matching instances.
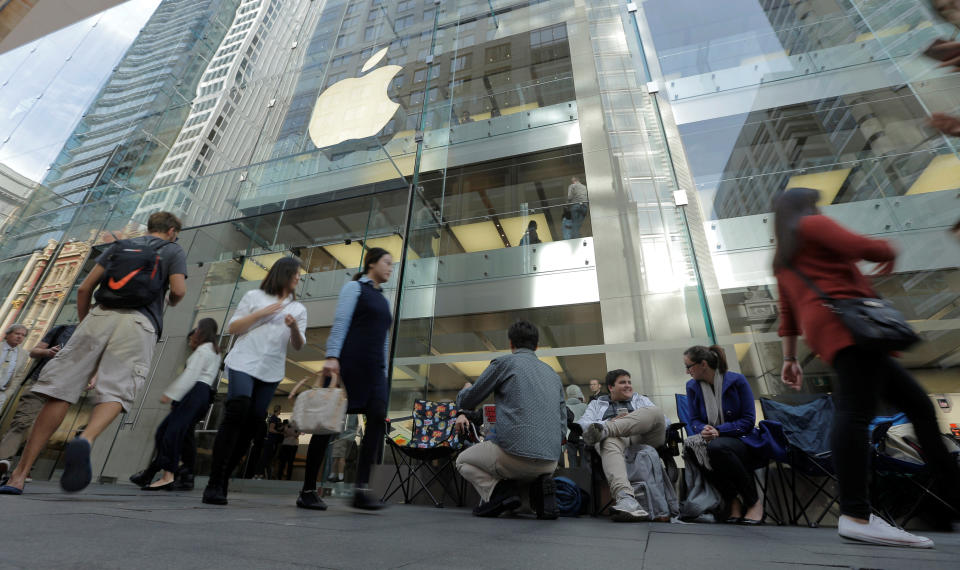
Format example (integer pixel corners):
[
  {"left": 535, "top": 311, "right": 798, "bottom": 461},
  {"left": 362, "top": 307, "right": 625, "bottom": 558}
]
[
  {"left": 832, "top": 345, "right": 960, "bottom": 519},
  {"left": 155, "top": 384, "right": 212, "bottom": 473},
  {"left": 705, "top": 436, "right": 759, "bottom": 509},
  {"left": 301, "top": 399, "right": 386, "bottom": 492}
]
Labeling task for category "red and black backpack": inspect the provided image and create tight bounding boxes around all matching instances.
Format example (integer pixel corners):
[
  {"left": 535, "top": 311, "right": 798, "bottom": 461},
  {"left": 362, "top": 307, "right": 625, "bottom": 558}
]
[{"left": 94, "top": 238, "right": 170, "bottom": 309}]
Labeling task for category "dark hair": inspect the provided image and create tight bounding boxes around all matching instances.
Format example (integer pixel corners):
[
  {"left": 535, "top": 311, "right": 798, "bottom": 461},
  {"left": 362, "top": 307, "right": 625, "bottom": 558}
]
[
  {"left": 772, "top": 187, "right": 820, "bottom": 271},
  {"left": 527, "top": 220, "right": 537, "bottom": 230},
  {"left": 192, "top": 318, "right": 220, "bottom": 353},
  {"left": 354, "top": 247, "right": 391, "bottom": 281},
  {"left": 507, "top": 320, "right": 539, "bottom": 351},
  {"left": 605, "top": 369, "right": 630, "bottom": 389},
  {"left": 261, "top": 257, "right": 302, "bottom": 297},
  {"left": 147, "top": 211, "right": 183, "bottom": 233},
  {"left": 683, "top": 345, "right": 728, "bottom": 375}
]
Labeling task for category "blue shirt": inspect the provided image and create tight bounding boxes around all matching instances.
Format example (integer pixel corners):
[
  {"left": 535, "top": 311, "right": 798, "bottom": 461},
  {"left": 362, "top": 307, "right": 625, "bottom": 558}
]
[{"left": 326, "top": 276, "right": 389, "bottom": 370}]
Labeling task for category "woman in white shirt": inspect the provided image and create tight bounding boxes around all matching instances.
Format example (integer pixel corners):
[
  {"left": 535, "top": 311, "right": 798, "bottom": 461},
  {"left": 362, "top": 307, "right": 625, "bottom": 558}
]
[
  {"left": 133, "top": 318, "right": 221, "bottom": 491},
  {"left": 202, "top": 257, "right": 307, "bottom": 506}
]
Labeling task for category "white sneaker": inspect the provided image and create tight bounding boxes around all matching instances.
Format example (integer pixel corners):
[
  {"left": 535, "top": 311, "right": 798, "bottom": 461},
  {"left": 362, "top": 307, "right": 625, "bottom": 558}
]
[
  {"left": 610, "top": 490, "right": 649, "bottom": 522},
  {"left": 583, "top": 423, "right": 608, "bottom": 446},
  {"left": 838, "top": 514, "right": 934, "bottom": 548}
]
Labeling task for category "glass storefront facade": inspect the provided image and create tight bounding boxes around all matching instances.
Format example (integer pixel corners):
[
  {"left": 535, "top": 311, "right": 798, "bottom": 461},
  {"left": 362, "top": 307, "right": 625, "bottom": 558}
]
[{"left": 0, "top": 0, "right": 957, "bottom": 484}]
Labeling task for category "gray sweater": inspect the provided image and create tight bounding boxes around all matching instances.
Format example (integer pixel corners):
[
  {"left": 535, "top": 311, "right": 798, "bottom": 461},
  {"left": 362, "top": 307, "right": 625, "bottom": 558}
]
[{"left": 456, "top": 349, "right": 566, "bottom": 461}]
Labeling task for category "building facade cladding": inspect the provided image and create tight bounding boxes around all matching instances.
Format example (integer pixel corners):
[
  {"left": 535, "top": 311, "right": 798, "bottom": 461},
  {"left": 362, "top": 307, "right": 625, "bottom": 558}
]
[
  {"left": 0, "top": 0, "right": 241, "bottom": 259},
  {"left": 0, "top": 0, "right": 958, "bottom": 482}
]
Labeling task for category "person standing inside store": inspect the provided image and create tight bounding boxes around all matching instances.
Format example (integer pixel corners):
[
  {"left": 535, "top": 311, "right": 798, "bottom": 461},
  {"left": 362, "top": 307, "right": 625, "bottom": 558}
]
[
  {"left": 0, "top": 324, "right": 76, "bottom": 482},
  {"left": 133, "top": 318, "right": 221, "bottom": 491},
  {"left": 277, "top": 420, "right": 299, "bottom": 481},
  {"left": 587, "top": 377, "right": 604, "bottom": 402},
  {"left": 255, "top": 405, "right": 284, "bottom": 479},
  {"left": 561, "top": 176, "right": 588, "bottom": 240},
  {"left": 202, "top": 257, "right": 307, "bottom": 505},
  {"left": 774, "top": 187, "right": 960, "bottom": 548},
  {"left": 0, "top": 212, "right": 186, "bottom": 496},
  {"left": 290, "top": 247, "right": 393, "bottom": 511}
]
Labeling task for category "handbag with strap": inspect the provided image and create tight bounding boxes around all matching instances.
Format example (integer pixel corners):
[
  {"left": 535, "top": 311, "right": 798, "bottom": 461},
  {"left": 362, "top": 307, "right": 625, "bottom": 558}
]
[
  {"left": 788, "top": 265, "right": 920, "bottom": 352},
  {"left": 290, "top": 374, "right": 347, "bottom": 435}
]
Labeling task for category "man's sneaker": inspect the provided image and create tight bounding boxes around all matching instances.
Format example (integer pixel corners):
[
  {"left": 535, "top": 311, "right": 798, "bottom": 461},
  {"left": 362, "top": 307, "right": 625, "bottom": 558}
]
[
  {"left": 297, "top": 490, "right": 328, "bottom": 510},
  {"left": 610, "top": 490, "right": 649, "bottom": 522},
  {"left": 474, "top": 480, "right": 521, "bottom": 518},
  {"left": 530, "top": 474, "right": 559, "bottom": 520},
  {"left": 583, "top": 423, "right": 608, "bottom": 446},
  {"left": 838, "top": 514, "right": 934, "bottom": 548},
  {"left": 60, "top": 438, "right": 92, "bottom": 492}
]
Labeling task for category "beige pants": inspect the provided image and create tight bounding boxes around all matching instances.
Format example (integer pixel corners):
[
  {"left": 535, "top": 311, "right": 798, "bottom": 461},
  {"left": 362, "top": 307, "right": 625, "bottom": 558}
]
[
  {"left": 455, "top": 440, "right": 557, "bottom": 502},
  {"left": 0, "top": 390, "right": 46, "bottom": 460},
  {"left": 597, "top": 407, "right": 666, "bottom": 498}
]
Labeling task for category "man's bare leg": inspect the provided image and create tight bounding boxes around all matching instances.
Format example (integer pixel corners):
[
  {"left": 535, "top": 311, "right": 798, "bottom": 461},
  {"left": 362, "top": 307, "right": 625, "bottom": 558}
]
[
  {"left": 3, "top": 399, "right": 70, "bottom": 490},
  {"left": 78, "top": 402, "right": 123, "bottom": 443}
]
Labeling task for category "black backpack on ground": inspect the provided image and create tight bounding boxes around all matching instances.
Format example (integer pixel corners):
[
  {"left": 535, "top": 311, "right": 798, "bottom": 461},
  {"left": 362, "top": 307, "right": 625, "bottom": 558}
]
[{"left": 94, "top": 238, "right": 170, "bottom": 309}]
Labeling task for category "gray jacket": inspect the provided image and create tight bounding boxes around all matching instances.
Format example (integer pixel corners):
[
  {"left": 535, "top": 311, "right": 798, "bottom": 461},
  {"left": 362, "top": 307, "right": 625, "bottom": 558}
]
[{"left": 456, "top": 349, "right": 566, "bottom": 461}]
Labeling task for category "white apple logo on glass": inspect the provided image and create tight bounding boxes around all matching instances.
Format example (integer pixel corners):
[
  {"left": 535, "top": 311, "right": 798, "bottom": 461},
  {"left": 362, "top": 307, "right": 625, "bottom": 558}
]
[{"left": 309, "top": 47, "right": 402, "bottom": 149}]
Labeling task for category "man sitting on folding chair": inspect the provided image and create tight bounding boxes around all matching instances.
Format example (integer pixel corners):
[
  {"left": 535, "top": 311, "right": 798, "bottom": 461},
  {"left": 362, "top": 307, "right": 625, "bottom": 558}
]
[
  {"left": 454, "top": 320, "right": 566, "bottom": 519},
  {"left": 578, "top": 368, "right": 667, "bottom": 522}
]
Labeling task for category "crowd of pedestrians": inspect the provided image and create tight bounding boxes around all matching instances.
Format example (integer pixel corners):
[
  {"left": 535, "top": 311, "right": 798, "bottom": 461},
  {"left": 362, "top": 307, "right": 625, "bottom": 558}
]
[{"left": 0, "top": 154, "right": 957, "bottom": 553}]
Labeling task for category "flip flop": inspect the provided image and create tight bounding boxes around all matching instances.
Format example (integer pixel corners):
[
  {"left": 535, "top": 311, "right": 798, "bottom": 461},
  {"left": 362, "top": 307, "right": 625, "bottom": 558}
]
[
  {"left": 60, "top": 438, "right": 92, "bottom": 492},
  {"left": 0, "top": 485, "right": 23, "bottom": 495}
]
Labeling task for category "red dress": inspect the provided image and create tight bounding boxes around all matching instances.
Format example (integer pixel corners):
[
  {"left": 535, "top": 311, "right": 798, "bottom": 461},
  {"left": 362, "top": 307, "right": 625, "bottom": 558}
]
[{"left": 776, "top": 215, "right": 896, "bottom": 365}]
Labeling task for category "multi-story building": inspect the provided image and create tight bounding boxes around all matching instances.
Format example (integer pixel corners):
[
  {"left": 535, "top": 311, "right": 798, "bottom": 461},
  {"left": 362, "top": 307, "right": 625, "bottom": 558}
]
[
  {"left": 0, "top": 0, "right": 956, "bottom": 498},
  {"left": 0, "top": 162, "right": 36, "bottom": 233}
]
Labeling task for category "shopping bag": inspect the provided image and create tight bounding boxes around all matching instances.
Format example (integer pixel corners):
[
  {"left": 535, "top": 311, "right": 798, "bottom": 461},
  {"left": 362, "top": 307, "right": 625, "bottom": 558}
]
[{"left": 290, "top": 374, "right": 347, "bottom": 435}]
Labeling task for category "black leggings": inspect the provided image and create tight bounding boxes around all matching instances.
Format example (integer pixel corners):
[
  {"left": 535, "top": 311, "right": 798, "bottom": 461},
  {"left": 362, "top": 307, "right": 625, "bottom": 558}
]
[
  {"left": 832, "top": 345, "right": 960, "bottom": 519},
  {"left": 705, "top": 436, "right": 759, "bottom": 509},
  {"left": 301, "top": 399, "right": 387, "bottom": 492}
]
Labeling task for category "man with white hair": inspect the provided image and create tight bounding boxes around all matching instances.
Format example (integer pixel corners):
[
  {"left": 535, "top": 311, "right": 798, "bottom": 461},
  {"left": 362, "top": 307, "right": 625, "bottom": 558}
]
[{"left": 0, "top": 324, "right": 30, "bottom": 416}]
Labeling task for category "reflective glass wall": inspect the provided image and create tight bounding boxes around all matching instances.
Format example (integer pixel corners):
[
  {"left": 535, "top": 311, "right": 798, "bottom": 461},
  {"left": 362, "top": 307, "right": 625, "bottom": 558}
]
[{"left": 1, "top": 0, "right": 958, "bottom": 483}]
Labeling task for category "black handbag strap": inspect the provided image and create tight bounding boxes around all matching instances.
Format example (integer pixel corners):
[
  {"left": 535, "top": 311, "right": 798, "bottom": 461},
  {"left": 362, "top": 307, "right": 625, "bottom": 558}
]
[{"left": 786, "top": 265, "right": 836, "bottom": 307}]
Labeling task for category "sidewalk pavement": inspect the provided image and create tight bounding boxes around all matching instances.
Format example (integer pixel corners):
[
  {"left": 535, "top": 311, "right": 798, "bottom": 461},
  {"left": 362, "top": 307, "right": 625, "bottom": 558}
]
[{"left": 1, "top": 482, "right": 958, "bottom": 569}]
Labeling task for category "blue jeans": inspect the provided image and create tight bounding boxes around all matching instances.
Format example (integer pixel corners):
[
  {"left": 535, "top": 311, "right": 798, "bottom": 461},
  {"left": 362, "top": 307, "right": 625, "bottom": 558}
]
[
  {"left": 562, "top": 203, "right": 588, "bottom": 239},
  {"left": 226, "top": 368, "right": 278, "bottom": 418}
]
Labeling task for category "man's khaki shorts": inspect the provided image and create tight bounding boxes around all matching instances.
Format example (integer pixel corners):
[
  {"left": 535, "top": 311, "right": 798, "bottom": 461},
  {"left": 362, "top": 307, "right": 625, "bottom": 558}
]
[{"left": 32, "top": 306, "right": 156, "bottom": 413}]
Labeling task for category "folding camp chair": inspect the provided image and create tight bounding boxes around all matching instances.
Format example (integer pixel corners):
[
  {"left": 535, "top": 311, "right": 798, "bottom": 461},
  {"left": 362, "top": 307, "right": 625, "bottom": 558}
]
[
  {"left": 759, "top": 396, "right": 840, "bottom": 527},
  {"left": 676, "top": 393, "right": 790, "bottom": 525},
  {"left": 871, "top": 417, "right": 960, "bottom": 528},
  {"left": 380, "top": 400, "right": 466, "bottom": 508}
]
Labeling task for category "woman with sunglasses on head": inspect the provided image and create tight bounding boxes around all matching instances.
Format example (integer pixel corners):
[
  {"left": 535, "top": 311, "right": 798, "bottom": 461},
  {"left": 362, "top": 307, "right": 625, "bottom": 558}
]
[
  {"left": 682, "top": 344, "right": 761, "bottom": 525},
  {"left": 291, "top": 247, "right": 393, "bottom": 511},
  {"left": 774, "top": 187, "right": 960, "bottom": 547},
  {"left": 202, "top": 257, "right": 307, "bottom": 505},
  {"left": 132, "top": 318, "right": 221, "bottom": 491}
]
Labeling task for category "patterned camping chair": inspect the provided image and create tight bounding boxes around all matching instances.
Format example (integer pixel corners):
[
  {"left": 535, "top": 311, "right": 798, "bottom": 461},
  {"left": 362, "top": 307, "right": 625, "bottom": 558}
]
[{"left": 380, "top": 400, "right": 467, "bottom": 508}]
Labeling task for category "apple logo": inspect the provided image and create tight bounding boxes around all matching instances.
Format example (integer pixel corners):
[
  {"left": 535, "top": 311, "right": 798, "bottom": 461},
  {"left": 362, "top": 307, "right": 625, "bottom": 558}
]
[{"left": 308, "top": 47, "right": 402, "bottom": 149}]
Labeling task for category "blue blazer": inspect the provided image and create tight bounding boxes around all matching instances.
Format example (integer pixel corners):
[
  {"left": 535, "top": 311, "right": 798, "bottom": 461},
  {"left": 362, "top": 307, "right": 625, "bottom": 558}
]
[{"left": 685, "top": 371, "right": 756, "bottom": 438}]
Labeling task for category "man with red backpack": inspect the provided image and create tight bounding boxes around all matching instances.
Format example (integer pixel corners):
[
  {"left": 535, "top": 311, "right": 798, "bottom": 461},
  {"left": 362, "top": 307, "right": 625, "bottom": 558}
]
[{"left": 0, "top": 212, "right": 187, "bottom": 496}]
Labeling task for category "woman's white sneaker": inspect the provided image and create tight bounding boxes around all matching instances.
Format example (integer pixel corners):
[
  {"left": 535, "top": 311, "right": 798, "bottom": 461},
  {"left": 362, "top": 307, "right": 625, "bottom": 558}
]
[{"left": 838, "top": 514, "right": 934, "bottom": 548}]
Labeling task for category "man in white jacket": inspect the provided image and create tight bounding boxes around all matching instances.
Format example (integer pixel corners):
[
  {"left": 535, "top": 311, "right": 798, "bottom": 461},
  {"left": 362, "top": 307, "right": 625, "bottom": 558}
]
[{"left": 578, "top": 369, "right": 665, "bottom": 522}]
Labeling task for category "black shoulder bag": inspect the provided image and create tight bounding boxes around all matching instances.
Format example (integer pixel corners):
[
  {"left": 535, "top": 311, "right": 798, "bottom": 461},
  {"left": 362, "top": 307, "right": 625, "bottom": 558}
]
[{"left": 788, "top": 266, "right": 920, "bottom": 352}]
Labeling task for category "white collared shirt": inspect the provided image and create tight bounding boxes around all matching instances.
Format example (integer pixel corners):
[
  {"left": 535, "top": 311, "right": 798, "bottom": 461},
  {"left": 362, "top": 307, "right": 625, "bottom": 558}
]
[
  {"left": 164, "top": 343, "right": 222, "bottom": 401},
  {"left": 224, "top": 289, "right": 307, "bottom": 383}
]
